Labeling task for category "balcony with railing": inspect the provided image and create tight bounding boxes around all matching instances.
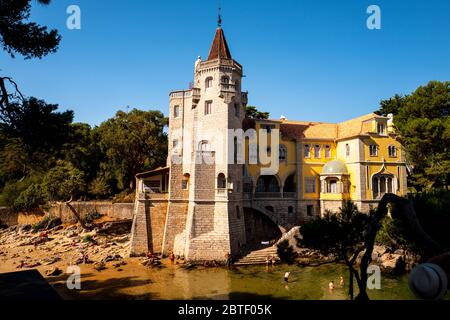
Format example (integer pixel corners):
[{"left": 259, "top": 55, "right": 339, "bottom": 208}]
[{"left": 192, "top": 87, "right": 201, "bottom": 102}]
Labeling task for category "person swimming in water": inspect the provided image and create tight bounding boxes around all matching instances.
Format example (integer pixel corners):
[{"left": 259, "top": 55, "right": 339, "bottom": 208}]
[{"left": 329, "top": 281, "right": 335, "bottom": 291}]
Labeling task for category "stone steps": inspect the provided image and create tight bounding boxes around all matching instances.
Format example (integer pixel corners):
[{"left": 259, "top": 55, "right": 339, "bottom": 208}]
[{"left": 234, "top": 246, "right": 279, "bottom": 266}]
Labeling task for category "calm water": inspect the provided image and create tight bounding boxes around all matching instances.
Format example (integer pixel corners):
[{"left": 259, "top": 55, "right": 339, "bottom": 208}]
[{"left": 55, "top": 260, "right": 417, "bottom": 300}]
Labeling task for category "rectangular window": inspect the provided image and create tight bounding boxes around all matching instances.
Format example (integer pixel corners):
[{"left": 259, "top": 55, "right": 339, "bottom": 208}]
[
  {"left": 206, "top": 78, "right": 213, "bottom": 88},
  {"left": 181, "top": 179, "right": 188, "bottom": 190},
  {"left": 305, "top": 177, "right": 316, "bottom": 193},
  {"left": 377, "top": 123, "right": 386, "bottom": 135},
  {"left": 325, "top": 145, "right": 331, "bottom": 159},
  {"left": 389, "top": 146, "right": 397, "bottom": 158},
  {"left": 369, "top": 144, "right": 378, "bottom": 157},
  {"left": 205, "top": 101, "right": 212, "bottom": 115},
  {"left": 173, "top": 139, "right": 179, "bottom": 149},
  {"left": 307, "top": 205, "right": 315, "bottom": 217},
  {"left": 234, "top": 104, "right": 240, "bottom": 117},
  {"left": 174, "top": 105, "right": 180, "bottom": 118}
]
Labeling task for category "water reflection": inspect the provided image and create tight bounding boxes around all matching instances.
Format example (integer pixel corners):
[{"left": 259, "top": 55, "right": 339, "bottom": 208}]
[{"left": 52, "top": 260, "right": 416, "bottom": 300}]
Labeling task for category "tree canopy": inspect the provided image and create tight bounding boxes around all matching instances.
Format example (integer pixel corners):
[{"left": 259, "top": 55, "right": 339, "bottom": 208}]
[
  {"left": 245, "top": 106, "right": 270, "bottom": 120},
  {"left": 376, "top": 81, "right": 450, "bottom": 190},
  {"left": 0, "top": 0, "right": 61, "bottom": 59}
]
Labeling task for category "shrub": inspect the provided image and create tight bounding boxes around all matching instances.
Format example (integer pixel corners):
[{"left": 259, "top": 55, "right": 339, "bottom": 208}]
[
  {"left": 84, "top": 211, "right": 103, "bottom": 224},
  {"left": 277, "top": 240, "right": 297, "bottom": 264},
  {"left": 13, "top": 184, "right": 47, "bottom": 212},
  {"left": 32, "top": 215, "right": 61, "bottom": 232},
  {"left": 410, "top": 190, "right": 450, "bottom": 248}
]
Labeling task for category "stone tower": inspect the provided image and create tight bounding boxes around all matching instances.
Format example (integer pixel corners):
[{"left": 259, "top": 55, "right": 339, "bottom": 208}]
[{"left": 162, "top": 25, "right": 249, "bottom": 262}]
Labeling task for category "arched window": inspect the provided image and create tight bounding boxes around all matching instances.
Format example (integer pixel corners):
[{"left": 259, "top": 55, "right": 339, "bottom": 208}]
[
  {"left": 304, "top": 144, "right": 311, "bottom": 158},
  {"left": 283, "top": 174, "right": 296, "bottom": 193},
  {"left": 221, "top": 76, "right": 230, "bottom": 90},
  {"left": 256, "top": 178, "right": 265, "bottom": 192},
  {"left": 256, "top": 176, "right": 280, "bottom": 193},
  {"left": 346, "top": 144, "right": 350, "bottom": 157},
  {"left": 279, "top": 145, "right": 287, "bottom": 161},
  {"left": 325, "top": 145, "right": 331, "bottom": 159},
  {"left": 217, "top": 173, "right": 227, "bottom": 189},
  {"left": 370, "top": 144, "right": 378, "bottom": 157},
  {"left": 199, "top": 140, "right": 211, "bottom": 152},
  {"left": 327, "top": 179, "right": 338, "bottom": 194},
  {"left": 314, "top": 145, "right": 321, "bottom": 159},
  {"left": 372, "top": 174, "right": 395, "bottom": 199},
  {"left": 268, "top": 178, "right": 279, "bottom": 192},
  {"left": 182, "top": 174, "right": 190, "bottom": 190},
  {"left": 205, "top": 77, "right": 213, "bottom": 89}
]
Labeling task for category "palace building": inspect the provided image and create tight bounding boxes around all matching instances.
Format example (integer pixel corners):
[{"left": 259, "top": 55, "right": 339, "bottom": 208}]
[{"left": 129, "top": 24, "right": 408, "bottom": 262}]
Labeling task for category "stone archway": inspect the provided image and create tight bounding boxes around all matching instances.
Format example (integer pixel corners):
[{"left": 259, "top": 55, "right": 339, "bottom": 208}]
[{"left": 243, "top": 207, "right": 283, "bottom": 248}]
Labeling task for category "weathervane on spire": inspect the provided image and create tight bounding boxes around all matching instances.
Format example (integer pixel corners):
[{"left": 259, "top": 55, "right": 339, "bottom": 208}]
[{"left": 218, "top": 0, "right": 222, "bottom": 27}]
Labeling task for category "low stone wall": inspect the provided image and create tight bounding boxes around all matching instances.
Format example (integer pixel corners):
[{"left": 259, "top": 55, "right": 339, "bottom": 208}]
[
  {"left": 48, "top": 202, "right": 134, "bottom": 224},
  {"left": 0, "top": 202, "right": 134, "bottom": 227},
  {"left": 0, "top": 207, "right": 17, "bottom": 226}
]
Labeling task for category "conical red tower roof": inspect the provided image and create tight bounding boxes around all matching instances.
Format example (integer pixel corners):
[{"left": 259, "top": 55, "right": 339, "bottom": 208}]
[{"left": 207, "top": 27, "right": 232, "bottom": 61}]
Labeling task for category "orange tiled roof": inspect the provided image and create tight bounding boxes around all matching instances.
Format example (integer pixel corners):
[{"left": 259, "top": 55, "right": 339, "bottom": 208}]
[{"left": 257, "top": 113, "right": 388, "bottom": 141}]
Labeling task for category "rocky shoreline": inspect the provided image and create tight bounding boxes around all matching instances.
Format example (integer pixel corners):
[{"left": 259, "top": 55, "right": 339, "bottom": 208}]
[{"left": 293, "top": 246, "right": 421, "bottom": 275}]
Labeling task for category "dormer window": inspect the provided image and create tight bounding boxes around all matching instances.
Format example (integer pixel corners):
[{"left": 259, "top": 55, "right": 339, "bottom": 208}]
[
  {"left": 377, "top": 122, "right": 386, "bottom": 135},
  {"left": 304, "top": 144, "right": 311, "bottom": 158},
  {"left": 314, "top": 145, "right": 321, "bottom": 159},
  {"left": 325, "top": 145, "right": 331, "bottom": 159},
  {"left": 205, "top": 77, "right": 213, "bottom": 89}
]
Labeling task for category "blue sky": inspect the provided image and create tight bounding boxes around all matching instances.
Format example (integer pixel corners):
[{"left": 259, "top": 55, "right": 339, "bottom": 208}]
[{"left": 1, "top": 0, "right": 450, "bottom": 125}]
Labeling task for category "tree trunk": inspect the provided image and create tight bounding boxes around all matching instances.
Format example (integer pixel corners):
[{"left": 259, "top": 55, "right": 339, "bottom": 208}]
[
  {"left": 356, "top": 193, "right": 443, "bottom": 300},
  {"left": 64, "top": 199, "right": 89, "bottom": 230},
  {"left": 348, "top": 265, "right": 354, "bottom": 300}
]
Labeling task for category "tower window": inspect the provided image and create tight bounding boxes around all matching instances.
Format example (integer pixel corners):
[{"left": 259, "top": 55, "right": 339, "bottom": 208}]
[
  {"left": 236, "top": 206, "right": 241, "bottom": 220},
  {"left": 205, "top": 101, "right": 212, "bottom": 115},
  {"left": 234, "top": 104, "right": 240, "bottom": 117},
  {"left": 346, "top": 144, "right": 351, "bottom": 157},
  {"left": 205, "top": 77, "right": 213, "bottom": 89},
  {"left": 217, "top": 173, "right": 227, "bottom": 189},
  {"left": 173, "top": 139, "right": 179, "bottom": 149},
  {"left": 174, "top": 105, "right": 180, "bottom": 118}
]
